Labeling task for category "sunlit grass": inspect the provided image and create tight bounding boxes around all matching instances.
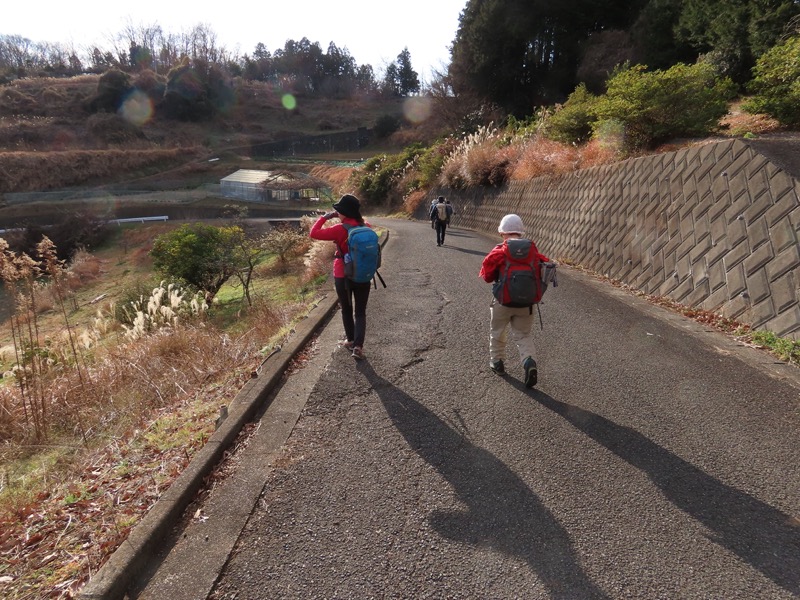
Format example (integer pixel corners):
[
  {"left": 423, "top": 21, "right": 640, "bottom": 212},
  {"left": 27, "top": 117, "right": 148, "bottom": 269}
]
[{"left": 745, "top": 330, "right": 800, "bottom": 365}]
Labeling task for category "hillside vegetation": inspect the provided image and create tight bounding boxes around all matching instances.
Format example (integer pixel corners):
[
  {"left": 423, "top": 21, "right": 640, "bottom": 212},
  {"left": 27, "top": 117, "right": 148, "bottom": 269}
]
[{"left": 0, "top": 75, "right": 422, "bottom": 196}]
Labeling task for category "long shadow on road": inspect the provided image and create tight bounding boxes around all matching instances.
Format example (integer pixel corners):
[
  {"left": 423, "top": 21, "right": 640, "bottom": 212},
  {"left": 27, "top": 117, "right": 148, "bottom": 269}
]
[
  {"left": 441, "top": 246, "right": 488, "bottom": 257},
  {"left": 512, "top": 382, "right": 800, "bottom": 596},
  {"left": 356, "top": 360, "right": 609, "bottom": 599}
]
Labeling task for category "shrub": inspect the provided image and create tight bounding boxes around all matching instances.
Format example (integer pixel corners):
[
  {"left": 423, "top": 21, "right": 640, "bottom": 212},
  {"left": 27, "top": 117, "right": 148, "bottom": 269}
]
[
  {"left": 303, "top": 238, "right": 335, "bottom": 282},
  {"left": 41, "top": 87, "right": 67, "bottom": 105},
  {"left": 374, "top": 114, "right": 401, "bottom": 138},
  {"left": 88, "top": 69, "right": 132, "bottom": 113},
  {"left": 260, "top": 225, "right": 309, "bottom": 274},
  {"left": 743, "top": 35, "right": 800, "bottom": 128},
  {"left": 150, "top": 223, "right": 244, "bottom": 298},
  {"left": 357, "top": 144, "right": 426, "bottom": 203},
  {"left": 66, "top": 249, "right": 102, "bottom": 288},
  {"left": 578, "top": 138, "right": 620, "bottom": 168},
  {"left": 415, "top": 139, "right": 457, "bottom": 189},
  {"left": 592, "top": 62, "right": 735, "bottom": 152},
  {"left": 133, "top": 69, "right": 166, "bottom": 104},
  {"left": 161, "top": 61, "right": 232, "bottom": 121},
  {"left": 543, "top": 84, "right": 598, "bottom": 144}
]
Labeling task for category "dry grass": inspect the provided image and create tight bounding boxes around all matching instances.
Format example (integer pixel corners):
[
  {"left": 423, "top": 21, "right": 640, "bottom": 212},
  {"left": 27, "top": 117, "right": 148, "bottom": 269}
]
[
  {"left": 720, "top": 102, "right": 782, "bottom": 137},
  {"left": 402, "top": 188, "right": 428, "bottom": 215},
  {"left": 510, "top": 137, "right": 619, "bottom": 180},
  {"left": 308, "top": 164, "right": 359, "bottom": 197},
  {"left": 0, "top": 148, "right": 205, "bottom": 193},
  {"left": 439, "top": 128, "right": 623, "bottom": 190},
  {"left": 0, "top": 223, "right": 326, "bottom": 598}
]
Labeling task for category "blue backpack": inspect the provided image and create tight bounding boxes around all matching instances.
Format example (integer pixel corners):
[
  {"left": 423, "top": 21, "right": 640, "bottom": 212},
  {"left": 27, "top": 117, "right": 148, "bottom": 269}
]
[{"left": 340, "top": 224, "right": 385, "bottom": 286}]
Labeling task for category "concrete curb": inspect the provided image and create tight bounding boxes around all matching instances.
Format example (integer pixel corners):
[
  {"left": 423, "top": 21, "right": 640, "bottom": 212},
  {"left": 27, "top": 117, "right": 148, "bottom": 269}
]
[{"left": 77, "top": 293, "right": 339, "bottom": 600}]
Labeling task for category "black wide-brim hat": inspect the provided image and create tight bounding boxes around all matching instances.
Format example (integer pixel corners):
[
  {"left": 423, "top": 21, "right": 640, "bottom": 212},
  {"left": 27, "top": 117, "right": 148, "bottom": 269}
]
[{"left": 333, "top": 194, "right": 362, "bottom": 220}]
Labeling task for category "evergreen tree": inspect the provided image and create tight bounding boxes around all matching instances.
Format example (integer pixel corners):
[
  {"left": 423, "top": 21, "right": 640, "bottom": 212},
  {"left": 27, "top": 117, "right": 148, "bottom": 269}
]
[
  {"left": 630, "top": 0, "right": 696, "bottom": 69},
  {"left": 449, "top": 0, "right": 648, "bottom": 115},
  {"left": 381, "top": 63, "right": 401, "bottom": 96},
  {"left": 674, "top": 0, "right": 799, "bottom": 84},
  {"left": 396, "top": 48, "right": 420, "bottom": 95}
]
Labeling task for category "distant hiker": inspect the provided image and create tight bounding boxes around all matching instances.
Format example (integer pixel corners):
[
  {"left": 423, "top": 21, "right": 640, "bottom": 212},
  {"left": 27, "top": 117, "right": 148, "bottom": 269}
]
[
  {"left": 479, "top": 214, "right": 551, "bottom": 388},
  {"left": 429, "top": 196, "right": 453, "bottom": 247},
  {"left": 310, "top": 194, "right": 375, "bottom": 360},
  {"left": 430, "top": 198, "right": 438, "bottom": 229}
]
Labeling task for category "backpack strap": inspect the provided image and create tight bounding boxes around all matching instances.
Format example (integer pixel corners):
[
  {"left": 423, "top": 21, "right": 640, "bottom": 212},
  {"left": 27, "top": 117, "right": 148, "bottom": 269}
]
[{"left": 334, "top": 223, "right": 353, "bottom": 259}]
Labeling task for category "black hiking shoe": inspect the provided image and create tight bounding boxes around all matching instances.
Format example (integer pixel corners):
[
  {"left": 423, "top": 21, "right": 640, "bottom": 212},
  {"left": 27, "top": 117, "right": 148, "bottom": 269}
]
[
  {"left": 490, "top": 360, "right": 505, "bottom": 375},
  {"left": 523, "top": 357, "right": 538, "bottom": 388}
]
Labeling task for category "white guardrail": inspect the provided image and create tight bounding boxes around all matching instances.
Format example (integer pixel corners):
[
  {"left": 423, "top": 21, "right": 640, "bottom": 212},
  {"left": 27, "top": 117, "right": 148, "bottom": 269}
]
[{"left": 108, "top": 216, "right": 169, "bottom": 224}]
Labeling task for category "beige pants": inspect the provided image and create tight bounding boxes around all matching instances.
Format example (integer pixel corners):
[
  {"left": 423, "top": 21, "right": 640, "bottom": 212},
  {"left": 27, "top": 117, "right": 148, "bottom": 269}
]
[{"left": 489, "top": 301, "right": 536, "bottom": 363}]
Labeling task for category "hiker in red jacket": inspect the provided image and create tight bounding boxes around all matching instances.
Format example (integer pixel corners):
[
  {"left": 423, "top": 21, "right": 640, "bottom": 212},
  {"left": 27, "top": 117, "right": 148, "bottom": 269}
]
[
  {"left": 479, "top": 214, "right": 550, "bottom": 388},
  {"left": 310, "top": 194, "right": 372, "bottom": 360}
]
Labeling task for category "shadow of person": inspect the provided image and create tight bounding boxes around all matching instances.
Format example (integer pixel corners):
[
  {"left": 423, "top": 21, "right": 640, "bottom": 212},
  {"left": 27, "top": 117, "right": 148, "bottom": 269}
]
[
  {"left": 444, "top": 246, "right": 488, "bottom": 257},
  {"left": 439, "top": 229, "right": 472, "bottom": 238},
  {"left": 355, "top": 360, "right": 609, "bottom": 599},
  {"left": 515, "top": 383, "right": 800, "bottom": 596}
]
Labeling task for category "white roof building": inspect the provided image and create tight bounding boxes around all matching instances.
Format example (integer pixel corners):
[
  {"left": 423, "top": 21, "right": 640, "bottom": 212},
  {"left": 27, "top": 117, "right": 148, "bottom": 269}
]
[{"left": 220, "top": 169, "right": 329, "bottom": 202}]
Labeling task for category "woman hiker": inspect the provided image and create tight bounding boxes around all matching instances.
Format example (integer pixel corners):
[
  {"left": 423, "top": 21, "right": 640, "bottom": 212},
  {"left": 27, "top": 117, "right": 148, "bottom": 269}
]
[{"left": 309, "top": 194, "right": 373, "bottom": 360}]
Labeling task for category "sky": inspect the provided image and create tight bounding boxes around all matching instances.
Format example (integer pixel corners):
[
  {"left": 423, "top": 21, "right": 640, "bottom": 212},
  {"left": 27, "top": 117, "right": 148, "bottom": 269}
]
[{"left": 3, "top": 0, "right": 467, "bottom": 82}]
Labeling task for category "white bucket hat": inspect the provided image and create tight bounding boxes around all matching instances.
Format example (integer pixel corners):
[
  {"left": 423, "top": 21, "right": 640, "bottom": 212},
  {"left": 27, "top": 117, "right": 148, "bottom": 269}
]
[{"left": 498, "top": 214, "right": 525, "bottom": 235}]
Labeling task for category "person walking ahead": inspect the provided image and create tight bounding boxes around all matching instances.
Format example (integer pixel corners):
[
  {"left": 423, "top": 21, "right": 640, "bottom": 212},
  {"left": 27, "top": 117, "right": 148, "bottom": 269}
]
[
  {"left": 310, "top": 194, "right": 372, "bottom": 360},
  {"left": 429, "top": 196, "right": 453, "bottom": 246},
  {"left": 479, "top": 214, "right": 550, "bottom": 387}
]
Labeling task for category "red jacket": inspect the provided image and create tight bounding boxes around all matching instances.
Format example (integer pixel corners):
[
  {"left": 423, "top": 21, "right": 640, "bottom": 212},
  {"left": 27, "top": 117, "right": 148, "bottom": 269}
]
[
  {"left": 479, "top": 239, "right": 549, "bottom": 283},
  {"left": 310, "top": 215, "right": 371, "bottom": 278}
]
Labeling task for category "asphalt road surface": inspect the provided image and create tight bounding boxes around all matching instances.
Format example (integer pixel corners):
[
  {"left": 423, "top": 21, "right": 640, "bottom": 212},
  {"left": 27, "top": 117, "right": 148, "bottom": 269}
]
[{"left": 149, "top": 217, "right": 800, "bottom": 599}]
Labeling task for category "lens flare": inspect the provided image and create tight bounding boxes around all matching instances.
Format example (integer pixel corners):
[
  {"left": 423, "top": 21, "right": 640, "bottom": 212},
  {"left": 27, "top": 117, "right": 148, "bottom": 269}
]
[
  {"left": 403, "top": 96, "right": 433, "bottom": 124},
  {"left": 120, "top": 89, "right": 153, "bottom": 126},
  {"left": 282, "top": 94, "right": 297, "bottom": 110}
]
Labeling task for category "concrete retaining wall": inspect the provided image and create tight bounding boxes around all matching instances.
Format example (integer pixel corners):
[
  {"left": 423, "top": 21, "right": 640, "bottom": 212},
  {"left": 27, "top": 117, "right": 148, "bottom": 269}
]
[{"left": 428, "top": 138, "right": 800, "bottom": 339}]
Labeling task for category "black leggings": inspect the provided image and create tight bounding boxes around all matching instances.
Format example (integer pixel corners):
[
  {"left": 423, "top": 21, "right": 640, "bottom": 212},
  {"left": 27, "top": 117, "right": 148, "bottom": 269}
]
[{"left": 334, "top": 278, "right": 371, "bottom": 347}]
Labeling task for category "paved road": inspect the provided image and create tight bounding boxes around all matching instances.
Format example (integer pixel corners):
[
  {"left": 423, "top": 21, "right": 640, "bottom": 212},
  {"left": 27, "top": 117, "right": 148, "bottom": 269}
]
[{"left": 143, "top": 217, "right": 800, "bottom": 599}]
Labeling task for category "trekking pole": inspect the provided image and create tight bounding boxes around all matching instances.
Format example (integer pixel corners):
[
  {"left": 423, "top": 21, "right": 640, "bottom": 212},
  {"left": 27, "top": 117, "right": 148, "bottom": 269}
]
[
  {"left": 537, "top": 304, "right": 544, "bottom": 330},
  {"left": 374, "top": 270, "right": 387, "bottom": 288}
]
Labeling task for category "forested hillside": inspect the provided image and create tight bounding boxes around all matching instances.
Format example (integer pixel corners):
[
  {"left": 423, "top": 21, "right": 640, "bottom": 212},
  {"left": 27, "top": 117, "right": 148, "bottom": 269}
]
[{"left": 448, "top": 0, "right": 800, "bottom": 114}]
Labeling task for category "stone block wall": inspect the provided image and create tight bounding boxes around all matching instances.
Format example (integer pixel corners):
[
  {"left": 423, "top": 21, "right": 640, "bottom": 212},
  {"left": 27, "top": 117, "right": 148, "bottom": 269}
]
[{"left": 428, "top": 139, "right": 800, "bottom": 339}]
